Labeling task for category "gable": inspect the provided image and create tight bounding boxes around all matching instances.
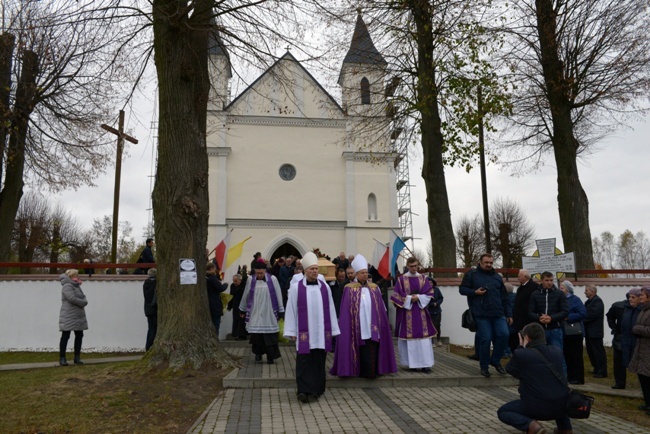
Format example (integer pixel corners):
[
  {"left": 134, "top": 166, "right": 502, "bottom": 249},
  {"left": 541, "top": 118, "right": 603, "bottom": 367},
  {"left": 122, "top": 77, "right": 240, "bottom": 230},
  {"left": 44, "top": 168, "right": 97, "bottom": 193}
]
[{"left": 226, "top": 53, "right": 344, "bottom": 120}]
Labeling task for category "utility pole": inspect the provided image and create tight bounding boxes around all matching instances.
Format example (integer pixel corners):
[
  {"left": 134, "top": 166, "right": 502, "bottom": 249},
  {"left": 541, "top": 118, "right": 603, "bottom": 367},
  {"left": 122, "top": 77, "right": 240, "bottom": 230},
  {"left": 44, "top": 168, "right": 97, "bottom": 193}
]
[
  {"left": 101, "top": 110, "right": 138, "bottom": 268},
  {"left": 478, "top": 86, "right": 491, "bottom": 253}
]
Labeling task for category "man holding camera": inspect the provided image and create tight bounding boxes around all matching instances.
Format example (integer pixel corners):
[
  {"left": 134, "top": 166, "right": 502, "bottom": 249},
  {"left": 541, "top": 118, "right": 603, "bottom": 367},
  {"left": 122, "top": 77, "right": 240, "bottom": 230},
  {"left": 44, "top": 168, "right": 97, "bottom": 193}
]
[
  {"left": 459, "top": 253, "right": 512, "bottom": 377},
  {"left": 497, "top": 322, "right": 572, "bottom": 434}
]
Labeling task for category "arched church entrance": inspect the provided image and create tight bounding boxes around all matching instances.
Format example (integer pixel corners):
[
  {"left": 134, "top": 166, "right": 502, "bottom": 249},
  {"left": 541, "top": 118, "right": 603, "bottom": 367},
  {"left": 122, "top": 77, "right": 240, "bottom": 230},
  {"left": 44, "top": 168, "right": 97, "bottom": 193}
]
[{"left": 270, "top": 242, "right": 302, "bottom": 263}]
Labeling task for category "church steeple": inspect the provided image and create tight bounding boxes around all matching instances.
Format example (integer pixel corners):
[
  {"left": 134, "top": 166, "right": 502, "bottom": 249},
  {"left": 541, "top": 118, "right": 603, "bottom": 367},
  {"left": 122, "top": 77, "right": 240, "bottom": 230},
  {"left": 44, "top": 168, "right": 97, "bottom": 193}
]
[
  {"left": 339, "top": 11, "right": 387, "bottom": 87},
  {"left": 338, "top": 11, "right": 387, "bottom": 115},
  {"left": 208, "top": 26, "right": 232, "bottom": 110}
]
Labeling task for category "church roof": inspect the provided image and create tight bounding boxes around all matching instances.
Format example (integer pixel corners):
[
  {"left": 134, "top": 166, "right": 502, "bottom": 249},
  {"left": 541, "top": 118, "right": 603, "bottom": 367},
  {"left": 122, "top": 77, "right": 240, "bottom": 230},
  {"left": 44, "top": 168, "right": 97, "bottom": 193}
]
[
  {"left": 225, "top": 51, "right": 343, "bottom": 113},
  {"left": 341, "top": 13, "right": 387, "bottom": 67}
]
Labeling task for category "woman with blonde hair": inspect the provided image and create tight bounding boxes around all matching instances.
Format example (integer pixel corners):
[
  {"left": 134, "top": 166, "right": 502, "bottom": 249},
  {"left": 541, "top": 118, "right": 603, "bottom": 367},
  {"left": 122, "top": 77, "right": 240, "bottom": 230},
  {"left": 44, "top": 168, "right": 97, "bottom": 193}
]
[{"left": 58, "top": 269, "right": 88, "bottom": 366}]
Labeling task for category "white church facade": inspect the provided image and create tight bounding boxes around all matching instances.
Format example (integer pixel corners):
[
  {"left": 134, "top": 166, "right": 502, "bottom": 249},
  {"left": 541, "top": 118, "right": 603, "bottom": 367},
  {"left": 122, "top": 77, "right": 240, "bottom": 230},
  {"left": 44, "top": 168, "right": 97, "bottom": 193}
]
[{"left": 205, "top": 15, "right": 403, "bottom": 265}]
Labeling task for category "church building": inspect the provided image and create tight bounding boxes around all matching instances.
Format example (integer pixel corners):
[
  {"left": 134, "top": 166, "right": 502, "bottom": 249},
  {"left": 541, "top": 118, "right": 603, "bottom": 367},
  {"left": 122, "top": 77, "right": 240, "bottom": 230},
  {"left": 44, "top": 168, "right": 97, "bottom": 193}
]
[{"left": 206, "top": 14, "right": 404, "bottom": 266}]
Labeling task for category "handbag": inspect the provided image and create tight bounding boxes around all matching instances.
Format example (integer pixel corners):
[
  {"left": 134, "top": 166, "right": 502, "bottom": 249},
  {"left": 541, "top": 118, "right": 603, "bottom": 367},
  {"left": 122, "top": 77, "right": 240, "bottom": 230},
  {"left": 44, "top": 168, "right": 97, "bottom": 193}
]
[
  {"left": 531, "top": 347, "right": 594, "bottom": 419},
  {"left": 563, "top": 321, "right": 583, "bottom": 337},
  {"left": 461, "top": 309, "right": 477, "bottom": 332}
]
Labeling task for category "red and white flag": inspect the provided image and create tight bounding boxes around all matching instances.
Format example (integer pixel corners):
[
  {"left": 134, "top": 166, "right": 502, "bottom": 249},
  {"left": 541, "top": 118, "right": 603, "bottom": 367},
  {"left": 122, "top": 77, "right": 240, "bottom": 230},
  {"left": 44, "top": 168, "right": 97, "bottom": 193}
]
[{"left": 372, "top": 239, "right": 390, "bottom": 279}]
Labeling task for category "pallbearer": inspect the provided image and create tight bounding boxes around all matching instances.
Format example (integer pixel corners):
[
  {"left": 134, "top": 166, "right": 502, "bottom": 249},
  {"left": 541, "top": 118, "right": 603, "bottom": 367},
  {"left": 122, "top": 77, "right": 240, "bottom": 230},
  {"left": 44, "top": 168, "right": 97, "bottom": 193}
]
[
  {"left": 391, "top": 257, "right": 437, "bottom": 373},
  {"left": 284, "top": 252, "right": 340, "bottom": 403},
  {"left": 330, "top": 254, "right": 397, "bottom": 378}
]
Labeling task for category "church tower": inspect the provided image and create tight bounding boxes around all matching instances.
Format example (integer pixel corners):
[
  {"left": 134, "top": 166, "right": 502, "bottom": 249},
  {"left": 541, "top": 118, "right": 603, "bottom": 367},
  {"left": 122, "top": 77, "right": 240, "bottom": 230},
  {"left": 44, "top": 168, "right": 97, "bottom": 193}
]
[
  {"left": 338, "top": 11, "right": 387, "bottom": 117},
  {"left": 208, "top": 29, "right": 232, "bottom": 111}
]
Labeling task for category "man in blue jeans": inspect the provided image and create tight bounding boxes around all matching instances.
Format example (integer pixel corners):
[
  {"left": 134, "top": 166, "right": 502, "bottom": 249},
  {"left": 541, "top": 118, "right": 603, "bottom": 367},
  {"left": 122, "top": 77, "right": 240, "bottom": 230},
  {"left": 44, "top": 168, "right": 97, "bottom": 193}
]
[
  {"left": 498, "top": 322, "right": 572, "bottom": 434},
  {"left": 528, "top": 271, "right": 568, "bottom": 351},
  {"left": 459, "top": 253, "right": 512, "bottom": 377}
]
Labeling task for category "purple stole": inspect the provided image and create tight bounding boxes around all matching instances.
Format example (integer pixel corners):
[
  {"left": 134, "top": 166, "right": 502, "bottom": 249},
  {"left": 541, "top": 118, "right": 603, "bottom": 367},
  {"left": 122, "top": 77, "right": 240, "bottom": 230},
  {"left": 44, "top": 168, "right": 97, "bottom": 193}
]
[
  {"left": 390, "top": 274, "right": 436, "bottom": 339},
  {"left": 245, "top": 273, "right": 280, "bottom": 323},
  {"left": 297, "top": 280, "right": 333, "bottom": 354}
]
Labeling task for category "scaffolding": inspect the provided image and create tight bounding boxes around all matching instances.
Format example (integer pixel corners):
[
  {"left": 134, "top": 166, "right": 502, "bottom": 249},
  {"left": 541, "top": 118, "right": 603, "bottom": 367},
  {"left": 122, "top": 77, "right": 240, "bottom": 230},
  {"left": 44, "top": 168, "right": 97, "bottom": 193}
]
[{"left": 387, "top": 93, "right": 415, "bottom": 252}]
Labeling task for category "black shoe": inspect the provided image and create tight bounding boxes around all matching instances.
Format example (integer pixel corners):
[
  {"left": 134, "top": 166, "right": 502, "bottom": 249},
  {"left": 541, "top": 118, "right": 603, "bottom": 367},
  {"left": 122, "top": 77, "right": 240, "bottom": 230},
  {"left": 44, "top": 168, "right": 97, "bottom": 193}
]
[
  {"left": 255, "top": 354, "right": 262, "bottom": 362},
  {"left": 611, "top": 385, "right": 625, "bottom": 390},
  {"left": 593, "top": 374, "right": 606, "bottom": 378},
  {"left": 492, "top": 363, "right": 506, "bottom": 375},
  {"left": 568, "top": 380, "right": 584, "bottom": 385},
  {"left": 73, "top": 356, "right": 83, "bottom": 365},
  {"left": 297, "top": 393, "right": 308, "bottom": 403},
  {"left": 468, "top": 354, "right": 480, "bottom": 361},
  {"left": 59, "top": 357, "right": 68, "bottom": 366},
  {"left": 267, "top": 358, "right": 274, "bottom": 365},
  {"left": 639, "top": 405, "right": 650, "bottom": 411},
  {"left": 409, "top": 368, "right": 418, "bottom": 372},
  {"left": 422, "top": 367, "right": 432, "bottom": 374},
  {"left": 480, "top": 368, "right": 491, "bottom": 378}
]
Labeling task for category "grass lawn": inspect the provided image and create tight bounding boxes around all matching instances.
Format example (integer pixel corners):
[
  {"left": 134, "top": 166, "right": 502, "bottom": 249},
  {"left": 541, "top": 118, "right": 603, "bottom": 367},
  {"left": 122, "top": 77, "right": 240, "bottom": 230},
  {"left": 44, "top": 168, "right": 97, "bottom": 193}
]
[
  {"left": 450, "top": 344, "right": 650, "bottom": 429},
  {"left": 0, "top": 356, "right": 228, "bottom": 434},
  {"left": 0, "top": 352, "right": 144, "bottom": 365}
]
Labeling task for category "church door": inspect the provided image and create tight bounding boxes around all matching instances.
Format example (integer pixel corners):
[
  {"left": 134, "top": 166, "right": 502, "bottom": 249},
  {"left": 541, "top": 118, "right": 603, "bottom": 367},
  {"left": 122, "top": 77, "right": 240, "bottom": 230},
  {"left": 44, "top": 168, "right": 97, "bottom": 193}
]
[{"left": 270, "top": 243, "right": 301, "bottom": 263}]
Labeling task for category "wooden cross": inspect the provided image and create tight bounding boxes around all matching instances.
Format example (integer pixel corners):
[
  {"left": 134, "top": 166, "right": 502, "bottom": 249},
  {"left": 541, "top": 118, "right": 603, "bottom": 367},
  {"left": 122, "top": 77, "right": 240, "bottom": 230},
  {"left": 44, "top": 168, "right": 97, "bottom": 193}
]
[{"left": 101, "top": 110, "right": 139, "bottom": 267}]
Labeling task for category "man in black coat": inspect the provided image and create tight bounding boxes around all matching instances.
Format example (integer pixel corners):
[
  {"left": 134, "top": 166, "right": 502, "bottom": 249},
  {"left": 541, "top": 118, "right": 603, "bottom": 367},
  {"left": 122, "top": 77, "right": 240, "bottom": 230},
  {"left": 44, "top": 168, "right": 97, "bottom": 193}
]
[
  {"left": 528, "top": 271, "right": 568, "bottom": 350},
  {"left": 143, "top": 268, "right": 158, "bottom": 351},
  {"left": 584, "top": 285, "right": 608, "bottom": 378},
  {"left": 510, "top": 269, "right": 539, "bottom": 352},
  {"left": 607, "top": 297, "right": 627, "bottom": 388},
  {"left": 206, "top": 262, "right": 228, "bottom": 337},
  {"left": 497, "top": 323, "right": 572, "bottom": 434},
  {"left": 135, "top": 238, "right": 156, "bottom": 274},
  {"left": 228, "top": 274, "right": 247, "bottom": 340}
]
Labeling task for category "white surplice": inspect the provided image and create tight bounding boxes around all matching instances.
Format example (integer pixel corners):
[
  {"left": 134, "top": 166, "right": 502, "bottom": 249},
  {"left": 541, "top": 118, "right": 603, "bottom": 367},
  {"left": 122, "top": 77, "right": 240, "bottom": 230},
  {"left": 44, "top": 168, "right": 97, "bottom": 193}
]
[{"left": 284, "top": 277, "right": 340, "bottom": 351}]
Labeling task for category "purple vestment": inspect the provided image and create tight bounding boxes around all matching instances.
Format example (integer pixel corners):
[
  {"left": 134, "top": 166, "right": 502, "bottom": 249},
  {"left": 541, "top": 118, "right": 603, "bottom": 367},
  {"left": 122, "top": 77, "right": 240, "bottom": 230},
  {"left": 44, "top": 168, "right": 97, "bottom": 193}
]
[
  {"left": 329, "top": 282, "right": 397, "bottom": 377},
  {"left": 390, "top": 274, "right": 437, "bottom": 339}
]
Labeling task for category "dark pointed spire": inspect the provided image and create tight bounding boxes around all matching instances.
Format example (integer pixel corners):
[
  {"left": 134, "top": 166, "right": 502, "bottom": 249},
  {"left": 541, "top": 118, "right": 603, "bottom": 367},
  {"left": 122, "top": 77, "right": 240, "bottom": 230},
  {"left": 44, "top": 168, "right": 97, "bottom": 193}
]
[{"left": 341, "top": 12, "right": 387, "bottom": 67}]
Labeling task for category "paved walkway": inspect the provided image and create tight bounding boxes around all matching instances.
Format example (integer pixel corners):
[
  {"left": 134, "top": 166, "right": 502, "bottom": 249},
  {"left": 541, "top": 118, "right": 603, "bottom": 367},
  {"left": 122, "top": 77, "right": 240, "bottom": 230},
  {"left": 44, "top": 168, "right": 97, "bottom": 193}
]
[
  {"left": 189, "top": 342, "right": 650, "bottom": 434},
  {"left": 2, "top": 345, "right": 648, "bottom": 433}
]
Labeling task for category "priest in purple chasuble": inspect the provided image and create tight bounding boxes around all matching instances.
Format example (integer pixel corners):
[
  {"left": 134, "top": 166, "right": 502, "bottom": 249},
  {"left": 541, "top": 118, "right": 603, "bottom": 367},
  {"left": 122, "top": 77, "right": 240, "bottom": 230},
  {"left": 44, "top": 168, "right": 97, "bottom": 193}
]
[
  {"left": 239, "top": 258, "right": 284, "bottom": 364},
  {"left": 390, "top": 256, "right": 437, "bottom": 372},
  {"left": 330, "top": 254, "right": 397, "bottom": 378},
  {"left": 284, "top": 252, "right": 340, "bottom": 403}
]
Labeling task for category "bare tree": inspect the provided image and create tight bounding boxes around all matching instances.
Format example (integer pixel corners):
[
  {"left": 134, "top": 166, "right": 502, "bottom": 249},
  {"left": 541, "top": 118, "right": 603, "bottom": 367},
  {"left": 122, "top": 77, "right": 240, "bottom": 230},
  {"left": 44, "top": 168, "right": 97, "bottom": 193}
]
[
  {"left": 12, "top": 192, "right": 50, "bottom": 272},
  {"left": 489, "top": 198, "right": 535, "bottom": 269},
  {"left": 84, "top": 215, "right": 138, "bottom": 264},
  {"left": 592, "top": 231, "right": 616, "bottom": 269},
  {"left": 318, "top": 1, "right": 511, "bottom": 270},
  {"left": 455, "top": 214, "right": 485, "bottom": 267},
  {"left": 0, "top": 1, "right": 134, "bottom": 269},
  {"left": 499, "top": 0, "right": 650, "bottom": 270}
]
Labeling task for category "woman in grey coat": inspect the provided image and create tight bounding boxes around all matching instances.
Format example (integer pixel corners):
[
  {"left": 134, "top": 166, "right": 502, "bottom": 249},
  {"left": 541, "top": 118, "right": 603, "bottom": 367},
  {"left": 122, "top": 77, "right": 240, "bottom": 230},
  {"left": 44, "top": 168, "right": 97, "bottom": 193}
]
[
  {"left": 629, "top": 286, "right": 650, "bottom": 414},
  {"left": 58, "top": 269, "right": 88, "bottom": 366}
]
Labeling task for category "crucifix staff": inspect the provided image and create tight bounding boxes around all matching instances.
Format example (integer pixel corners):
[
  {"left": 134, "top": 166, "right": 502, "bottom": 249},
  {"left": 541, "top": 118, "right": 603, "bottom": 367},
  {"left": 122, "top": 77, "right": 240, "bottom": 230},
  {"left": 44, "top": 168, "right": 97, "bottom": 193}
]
[{"left": 101, "top": 110, "right": 138, "bottom": 267}]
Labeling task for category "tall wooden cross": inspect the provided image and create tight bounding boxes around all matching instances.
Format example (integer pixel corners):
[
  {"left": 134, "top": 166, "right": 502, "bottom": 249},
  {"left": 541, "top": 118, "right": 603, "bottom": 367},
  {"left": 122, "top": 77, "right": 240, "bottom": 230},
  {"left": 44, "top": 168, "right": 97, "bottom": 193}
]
[{"left": 101, "top": 110, "right": 139, "bottom": 267}]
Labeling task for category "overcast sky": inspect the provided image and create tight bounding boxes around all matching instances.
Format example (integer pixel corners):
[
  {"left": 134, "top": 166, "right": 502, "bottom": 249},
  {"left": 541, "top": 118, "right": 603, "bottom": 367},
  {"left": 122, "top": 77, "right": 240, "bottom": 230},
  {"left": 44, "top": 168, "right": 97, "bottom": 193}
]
[
  {"left": 48, "top": 100, "right": 649, "bottom": 260},
  {"left": 45, "top": 47, "right": 650, "bottom": 261}
]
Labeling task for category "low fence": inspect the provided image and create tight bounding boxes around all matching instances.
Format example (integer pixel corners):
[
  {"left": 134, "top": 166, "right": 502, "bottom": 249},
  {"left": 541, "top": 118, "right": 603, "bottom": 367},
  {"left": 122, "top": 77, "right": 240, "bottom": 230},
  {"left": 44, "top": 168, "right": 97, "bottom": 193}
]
[{"left": 1, "top": 270, "right": 647, "bottom": 352}]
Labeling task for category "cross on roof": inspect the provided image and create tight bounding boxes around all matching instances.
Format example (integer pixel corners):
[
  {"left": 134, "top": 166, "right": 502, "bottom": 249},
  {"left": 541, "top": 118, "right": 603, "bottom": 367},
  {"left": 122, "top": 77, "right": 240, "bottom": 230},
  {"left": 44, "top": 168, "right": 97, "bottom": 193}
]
[{"left": 521, "top": 238, "right": 576, "bottom": 278}]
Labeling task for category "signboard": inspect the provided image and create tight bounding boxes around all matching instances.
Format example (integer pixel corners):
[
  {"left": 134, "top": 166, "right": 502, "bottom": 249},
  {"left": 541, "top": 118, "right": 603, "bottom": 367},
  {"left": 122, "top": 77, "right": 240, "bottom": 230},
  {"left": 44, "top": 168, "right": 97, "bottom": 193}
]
[
  {"left": 522, "top": 238, "right": 576, "bottom": 279},
  {"left": 179, "top": 258, "right": 197, "bottom": 285}
]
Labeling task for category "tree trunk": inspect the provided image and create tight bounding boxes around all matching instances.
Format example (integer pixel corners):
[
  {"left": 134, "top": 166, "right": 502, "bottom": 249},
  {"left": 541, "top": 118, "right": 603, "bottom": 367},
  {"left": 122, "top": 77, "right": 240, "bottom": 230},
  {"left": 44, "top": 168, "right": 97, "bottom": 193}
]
[
  {"left": 150, "top": 0, "right": 236, "bottom": 369},
  {"left": 410, "top": 1, "right": 457, "bottom": 268},
  {"left": 0, "top": 32, "right": 15, "bottom": 184},
  {"left": 0, "top": 50, "right": 38, "bottom": 272},
  {"left": 535, "top": 0, "right": 594, "bottom": 270}
]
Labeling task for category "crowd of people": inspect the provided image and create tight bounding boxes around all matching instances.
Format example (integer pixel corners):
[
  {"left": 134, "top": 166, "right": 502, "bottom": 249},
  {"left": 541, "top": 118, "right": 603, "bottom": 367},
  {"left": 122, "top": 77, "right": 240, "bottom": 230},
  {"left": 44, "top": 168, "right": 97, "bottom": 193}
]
[
  {"left": 55, "top": 245, "right": 650, "bottom": 430},
  {"left": 459, "top": 252, "right": 650, "bottom": 433}
]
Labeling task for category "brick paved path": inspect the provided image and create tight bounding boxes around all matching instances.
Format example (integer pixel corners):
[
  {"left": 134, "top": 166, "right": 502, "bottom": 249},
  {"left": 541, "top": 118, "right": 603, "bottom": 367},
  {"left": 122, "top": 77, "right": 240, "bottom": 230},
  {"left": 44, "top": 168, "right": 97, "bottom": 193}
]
[{"left": 189, "top": 342, "right": 650, "bottom": 434}]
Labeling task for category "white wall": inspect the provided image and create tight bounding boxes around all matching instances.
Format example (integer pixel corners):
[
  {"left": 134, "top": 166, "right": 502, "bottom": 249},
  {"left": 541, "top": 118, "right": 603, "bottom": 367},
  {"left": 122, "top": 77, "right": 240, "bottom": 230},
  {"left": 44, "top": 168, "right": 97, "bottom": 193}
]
[{"left": 0, "top": 279, "right": 635, "bottom": 351}]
